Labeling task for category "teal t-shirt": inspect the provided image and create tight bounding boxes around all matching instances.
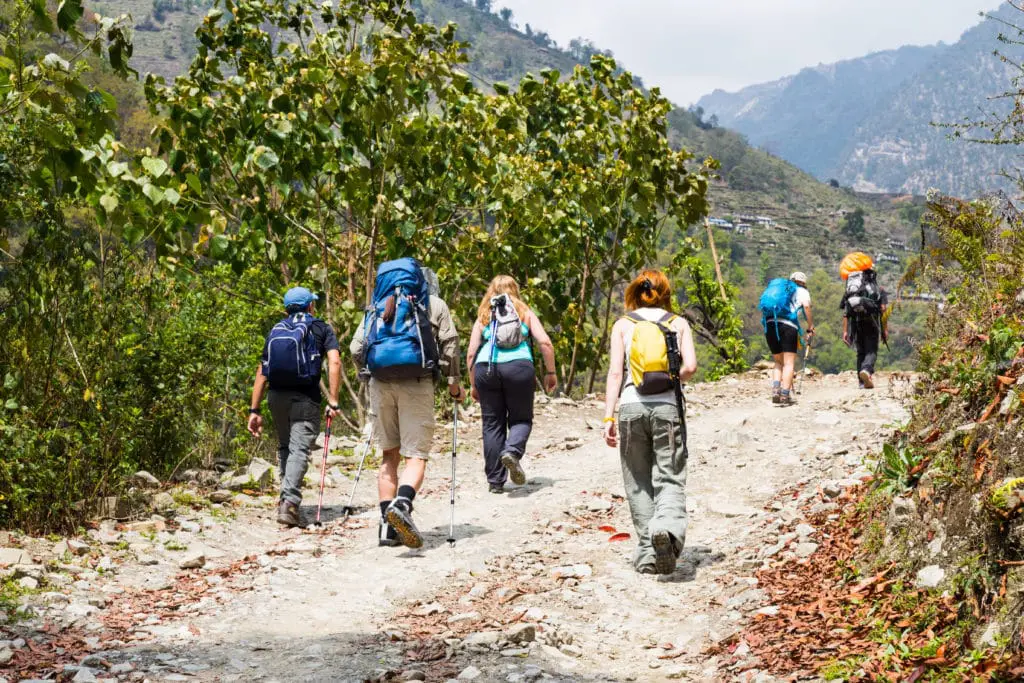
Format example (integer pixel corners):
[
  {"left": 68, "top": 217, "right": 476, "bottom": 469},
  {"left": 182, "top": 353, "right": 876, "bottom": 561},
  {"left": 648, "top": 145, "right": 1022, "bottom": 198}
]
[{"left": 476, "top": 322, "right": 533, "bottom": 365}]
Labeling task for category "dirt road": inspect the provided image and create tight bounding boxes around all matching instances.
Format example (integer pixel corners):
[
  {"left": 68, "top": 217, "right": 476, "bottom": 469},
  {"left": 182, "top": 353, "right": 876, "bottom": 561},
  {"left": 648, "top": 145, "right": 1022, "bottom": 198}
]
[{"left": 0, "top": 369, "right": 912, "bottom": 683}]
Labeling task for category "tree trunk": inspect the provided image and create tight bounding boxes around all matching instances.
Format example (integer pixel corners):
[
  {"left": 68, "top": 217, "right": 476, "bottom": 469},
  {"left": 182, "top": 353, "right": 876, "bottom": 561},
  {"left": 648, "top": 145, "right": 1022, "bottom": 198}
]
[
  {"left": 564, "top": 236, "right": 592, "bottom": 392},
  {"left": 705, "top": 218, "right": 729, "bottom": 303},
  {"left": 585, "top": 194, "right": 629, "bottom": 395},
  {"left": 586, "top": 272, "right": 619, "bottom": 395}
]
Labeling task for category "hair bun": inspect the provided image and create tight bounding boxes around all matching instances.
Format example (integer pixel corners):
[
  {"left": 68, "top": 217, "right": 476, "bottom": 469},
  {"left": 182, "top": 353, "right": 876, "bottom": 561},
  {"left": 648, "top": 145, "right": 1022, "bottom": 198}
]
[{"left": 640, "top": 278, "right": 653, "bottom": 293}]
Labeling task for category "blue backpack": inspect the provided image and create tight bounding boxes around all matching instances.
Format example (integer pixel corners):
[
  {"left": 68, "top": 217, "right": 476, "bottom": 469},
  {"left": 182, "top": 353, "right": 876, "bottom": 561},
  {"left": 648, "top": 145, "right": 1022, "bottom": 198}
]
[
  {"left": 262, "top": 313, "right": 322, "bottom": 387},
  {"left": 363, "top": 258, "right": 440, "bottom": 381},
  {"left": 759, "top": 278, "right": 800, "bottom": 332}
]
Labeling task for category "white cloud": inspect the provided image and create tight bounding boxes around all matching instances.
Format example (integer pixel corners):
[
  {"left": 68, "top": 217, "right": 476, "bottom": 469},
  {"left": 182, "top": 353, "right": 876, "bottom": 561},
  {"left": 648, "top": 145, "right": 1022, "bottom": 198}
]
[{"left": 494, "top": 0, "right": 1005, "bottom": 103}]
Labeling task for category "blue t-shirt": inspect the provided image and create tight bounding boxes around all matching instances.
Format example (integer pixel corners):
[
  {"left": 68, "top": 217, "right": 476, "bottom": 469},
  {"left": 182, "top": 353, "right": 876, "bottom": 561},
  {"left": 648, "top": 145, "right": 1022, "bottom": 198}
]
[{"left": 476, "top": 322, "right": 533, "bottom": 365}]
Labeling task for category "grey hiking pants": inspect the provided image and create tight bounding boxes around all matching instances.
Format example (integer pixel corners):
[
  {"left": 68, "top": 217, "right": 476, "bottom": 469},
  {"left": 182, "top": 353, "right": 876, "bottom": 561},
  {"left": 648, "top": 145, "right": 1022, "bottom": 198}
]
[
  {"left": 268, "top": 390, "right": 321, "bottom": 506},
  {"left": 618, "top": 401, "right": 688, "bottom": 570},
  {"left": 474, "top": 360, "right": 535, "bottom": 486}
]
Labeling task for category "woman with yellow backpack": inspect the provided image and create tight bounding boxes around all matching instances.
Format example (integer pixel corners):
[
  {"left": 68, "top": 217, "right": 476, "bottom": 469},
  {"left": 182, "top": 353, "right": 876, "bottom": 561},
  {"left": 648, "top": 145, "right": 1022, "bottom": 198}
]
[{"left": 601, "top": 270, "right": 698, "bottom": 575}]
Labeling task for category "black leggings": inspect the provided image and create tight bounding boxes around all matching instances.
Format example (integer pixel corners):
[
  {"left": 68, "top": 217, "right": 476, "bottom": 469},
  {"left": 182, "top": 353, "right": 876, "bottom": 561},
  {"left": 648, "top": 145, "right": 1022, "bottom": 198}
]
[
  {"left": 851, "top": 317, "right": 880, "bottom": 375},
  {"left": 474, "top": 360, "right": 535, "bottom": 486}
]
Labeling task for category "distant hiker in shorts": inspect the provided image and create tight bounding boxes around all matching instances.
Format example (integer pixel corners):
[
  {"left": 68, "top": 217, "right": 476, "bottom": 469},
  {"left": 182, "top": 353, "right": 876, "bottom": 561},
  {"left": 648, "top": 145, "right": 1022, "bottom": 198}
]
[
  {"left": 350, "top": 258, "right": 464, "bottom": 549},
  {"left": 602, "top": 270, "right": 697, "bottom": 575},
  {"left": 758, "top": 272, "right": 814, "bottom": 406},
  {"left": 465, "top": 276, "right": 557, "bottom": 493},
  {"left": 841, "top": 269, "right": 888, "bottom": 389},
  {"left": 248, "top": 287, "right": 342, "bottom": 527}
]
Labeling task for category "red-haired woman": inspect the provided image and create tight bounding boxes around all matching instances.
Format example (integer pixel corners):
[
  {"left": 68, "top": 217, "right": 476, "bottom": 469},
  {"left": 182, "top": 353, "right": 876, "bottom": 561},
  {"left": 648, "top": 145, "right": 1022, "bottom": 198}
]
[{"left": 601, "top": 270, "right": 697, "bottom": 575}]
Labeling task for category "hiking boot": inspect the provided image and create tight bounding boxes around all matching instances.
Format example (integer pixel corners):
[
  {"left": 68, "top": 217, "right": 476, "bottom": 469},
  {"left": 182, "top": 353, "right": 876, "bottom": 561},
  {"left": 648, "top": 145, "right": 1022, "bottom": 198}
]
[
  {"left": 651, "top": 530, "right": 677, "bottom": 575},
  {"left": 778, "top": 393, "right": 795, "bottom": 407},
  {"left": 385, "top": 498, "right": 423, "bottom": 549},
  {"left": 859, "top": 370, "right": 874, "bottom": 389},
  {"left": 637, "top": 564, "right": 658, "bottom": 575},
  {"left": 501, "top": 452, "right": 527, "bottom": 486},
  {"left": 489, "top": 483, "right": 505, "bottom": 494},
  {"left": 378, "top": 520, "right": 400, "bottom": 547},
  {"left": 771, "top": 391, "right": 781, "bottom": 404},
  {"left": 276, "top": 500, "right": 300, "bottom": 527}
]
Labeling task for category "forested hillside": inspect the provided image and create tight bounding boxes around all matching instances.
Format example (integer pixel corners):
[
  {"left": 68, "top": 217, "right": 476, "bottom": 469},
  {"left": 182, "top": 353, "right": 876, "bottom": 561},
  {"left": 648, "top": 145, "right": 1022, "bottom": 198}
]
[
  {"left": 90, "top": 0, "right": 929, "bottom": 372},
  {"left": 698, "top": 2, "right": 1024, "bottom": 197}
]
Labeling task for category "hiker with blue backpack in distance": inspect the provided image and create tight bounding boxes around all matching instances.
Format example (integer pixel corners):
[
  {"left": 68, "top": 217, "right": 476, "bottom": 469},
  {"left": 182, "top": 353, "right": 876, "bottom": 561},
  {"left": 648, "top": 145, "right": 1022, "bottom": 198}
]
[
  {"left": 758, "top": 271, "right": 815, "bottom": 406},
  {"left": 350, "top": 258, "right": 464, "bottom": 549},
  {"left": 602, "top": 270, "right": 697, "bottom": 575},
  {"left": 247, "top": 287, "right": 342, "bottom": 527},
  {"left": 464, "top": 275, "right": 557, "bottom": 493}
]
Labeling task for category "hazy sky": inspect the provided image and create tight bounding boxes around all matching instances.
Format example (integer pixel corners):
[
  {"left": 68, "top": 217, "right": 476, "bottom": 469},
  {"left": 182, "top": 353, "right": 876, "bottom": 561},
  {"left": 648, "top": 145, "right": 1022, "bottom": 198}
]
[{"left": 496, "top": 0, "right": 1005, "bottom": 104}]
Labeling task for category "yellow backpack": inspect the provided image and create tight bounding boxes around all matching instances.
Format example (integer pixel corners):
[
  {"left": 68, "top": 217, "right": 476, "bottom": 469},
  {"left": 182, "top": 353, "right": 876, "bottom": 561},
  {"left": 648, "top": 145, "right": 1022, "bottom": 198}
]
[{"left": 625, "top": 311, "right": 680, "bottom": 395}]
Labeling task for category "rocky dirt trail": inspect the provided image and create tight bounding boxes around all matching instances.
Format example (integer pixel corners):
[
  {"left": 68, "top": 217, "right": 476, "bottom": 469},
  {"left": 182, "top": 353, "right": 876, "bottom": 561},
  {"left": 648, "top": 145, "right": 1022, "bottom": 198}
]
[{"left": 1, "top": 369, "right": 913, "bottom": 683}]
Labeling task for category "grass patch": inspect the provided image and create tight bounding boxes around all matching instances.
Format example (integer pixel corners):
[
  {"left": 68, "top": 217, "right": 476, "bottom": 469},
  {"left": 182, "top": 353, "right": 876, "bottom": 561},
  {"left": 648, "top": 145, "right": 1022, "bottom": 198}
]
[
  {"left": 0, "top": 575, "right": 40, "bottom": 623},
  {"left": 172, "top": 489, "right": 204, "bottom": 508},
  {"left": 820, "top": 655, "right": 867, "bottom": 680}
]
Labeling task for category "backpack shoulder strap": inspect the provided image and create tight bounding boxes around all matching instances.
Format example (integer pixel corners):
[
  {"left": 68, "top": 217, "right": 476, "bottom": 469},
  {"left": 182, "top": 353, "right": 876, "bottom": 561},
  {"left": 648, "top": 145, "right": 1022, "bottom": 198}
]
[{"left": 625, "top": 311, "right": 645, "bottom": 324}]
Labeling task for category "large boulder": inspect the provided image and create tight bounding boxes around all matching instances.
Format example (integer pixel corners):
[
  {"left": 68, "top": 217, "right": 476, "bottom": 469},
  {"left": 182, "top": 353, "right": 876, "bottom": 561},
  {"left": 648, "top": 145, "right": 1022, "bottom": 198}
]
[
  {"left": 221, "top": 457, "right": 277, "bottom": 491},
  {"left": 129, "top": 471, "right": 161, "bottom": 490},
  {"left": 0, "top": 548, "right": 29, "bottom": 566}
]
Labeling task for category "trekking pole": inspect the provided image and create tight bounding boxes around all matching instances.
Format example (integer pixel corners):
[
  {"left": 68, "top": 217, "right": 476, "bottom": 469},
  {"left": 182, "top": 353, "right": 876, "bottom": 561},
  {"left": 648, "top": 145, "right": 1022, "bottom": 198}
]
[
  {"left": 447, "top": 400, "right": 458, "bottom": 547},
  {"left": 312, "top": 415, "right": 332, "bottom": 529},
  {"left": 341, "top": 421, "right": 374, "bottom": 522},
  {"left": 797, "top": 340, "right": 812, "bottom": 395}
]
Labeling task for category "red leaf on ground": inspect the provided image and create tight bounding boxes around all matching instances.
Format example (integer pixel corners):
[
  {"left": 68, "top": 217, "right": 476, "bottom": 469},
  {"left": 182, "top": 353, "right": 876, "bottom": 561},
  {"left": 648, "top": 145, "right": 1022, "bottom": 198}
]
[
  {"left": 598, "top": 525, "right": 617, "bottom": 533},
  {"left": 608, "top": 533, "right": 631, "bottom": 542}
]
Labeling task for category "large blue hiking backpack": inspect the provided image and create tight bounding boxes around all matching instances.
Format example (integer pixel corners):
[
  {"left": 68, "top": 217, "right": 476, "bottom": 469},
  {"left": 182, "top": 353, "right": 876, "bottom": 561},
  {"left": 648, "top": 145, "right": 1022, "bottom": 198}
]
[
  {"left": 262, "top": 313, "right": 322, "bottom": 387},
  {"left": 363, "top": 258, "right": 440, "bottom": 381},
  {"left": 758, "top": 278, "right": 800, "bottom": 333}
]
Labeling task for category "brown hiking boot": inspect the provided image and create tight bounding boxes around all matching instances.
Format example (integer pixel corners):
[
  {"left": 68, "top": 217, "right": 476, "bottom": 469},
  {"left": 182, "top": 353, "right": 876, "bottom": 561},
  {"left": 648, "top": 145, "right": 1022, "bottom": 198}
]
[
  {"left": 859, "top": 370, "right": 874, "bottom": 389},
  {"left": 651, "top": 530, "right": 678, "bottom": 575},
  {"left": 277, "top": 500, "right": 300, "bottom": 527}
]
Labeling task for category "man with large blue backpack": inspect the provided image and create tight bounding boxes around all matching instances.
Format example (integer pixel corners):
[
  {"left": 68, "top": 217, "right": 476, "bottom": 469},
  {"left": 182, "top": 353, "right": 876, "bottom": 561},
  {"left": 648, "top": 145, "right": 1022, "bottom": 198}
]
[
  {"left": 758, "top": 271, "right": 815, "bottom": 406},
  {"left": 247, "top": 287, "right": 342, "bottom": 527},
  {"left": 350, "top": 258, "right": 464, "bottom": 549}
]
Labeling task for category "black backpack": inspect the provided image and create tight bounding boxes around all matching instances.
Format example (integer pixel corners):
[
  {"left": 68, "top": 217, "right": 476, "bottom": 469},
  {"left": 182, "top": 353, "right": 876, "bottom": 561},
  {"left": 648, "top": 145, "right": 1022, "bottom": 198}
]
[{"left": 845, "top": 269, "right": 881, "bottom": 318}]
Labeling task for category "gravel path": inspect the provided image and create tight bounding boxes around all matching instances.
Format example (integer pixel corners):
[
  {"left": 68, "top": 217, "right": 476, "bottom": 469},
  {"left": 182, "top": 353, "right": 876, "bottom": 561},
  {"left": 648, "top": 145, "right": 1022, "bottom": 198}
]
[{"left": 0, "top": 369, "right": 912, "bottom": 683}]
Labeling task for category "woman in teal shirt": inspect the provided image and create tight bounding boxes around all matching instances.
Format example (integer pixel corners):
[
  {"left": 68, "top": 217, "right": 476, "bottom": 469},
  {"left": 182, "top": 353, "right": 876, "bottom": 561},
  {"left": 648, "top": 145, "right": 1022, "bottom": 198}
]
[{"left": 466, "top": 276, "right": 557, "bottom": 493}]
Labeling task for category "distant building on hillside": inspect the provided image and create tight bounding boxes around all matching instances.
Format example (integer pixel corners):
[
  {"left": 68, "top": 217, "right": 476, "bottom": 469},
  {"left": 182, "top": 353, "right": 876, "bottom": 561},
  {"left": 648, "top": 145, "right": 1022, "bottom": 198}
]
[
  {"left": 886, "top": 238, "right": 908, "bottom": 251},
  {"left": 736, "top": 213, "right": 774, "bottom": 226},
  {"left": 708, "top": 217, "right": 734, "bottom": 230},
  {"left": 877, "top": 253, "right": 901, "bottom": 264}
]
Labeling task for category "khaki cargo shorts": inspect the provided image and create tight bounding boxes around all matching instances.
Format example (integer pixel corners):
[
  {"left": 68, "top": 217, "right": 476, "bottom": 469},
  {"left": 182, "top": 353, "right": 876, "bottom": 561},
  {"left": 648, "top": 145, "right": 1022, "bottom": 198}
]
[{"left": 368, "top": 377, "right": 436, "bottom": 460}]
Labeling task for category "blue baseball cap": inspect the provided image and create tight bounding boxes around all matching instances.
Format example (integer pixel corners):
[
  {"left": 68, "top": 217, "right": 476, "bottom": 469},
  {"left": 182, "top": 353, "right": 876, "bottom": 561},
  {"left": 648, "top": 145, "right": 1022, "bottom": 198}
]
[{"left": 283, "top": 286, "right": 318, "bottom": 310}]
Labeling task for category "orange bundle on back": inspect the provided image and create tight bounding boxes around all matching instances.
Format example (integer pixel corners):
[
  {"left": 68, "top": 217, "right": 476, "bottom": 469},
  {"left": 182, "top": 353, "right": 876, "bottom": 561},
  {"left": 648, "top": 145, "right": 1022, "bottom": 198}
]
[{"left": 840, "top": 252, "right": 873, "bottom": 280}]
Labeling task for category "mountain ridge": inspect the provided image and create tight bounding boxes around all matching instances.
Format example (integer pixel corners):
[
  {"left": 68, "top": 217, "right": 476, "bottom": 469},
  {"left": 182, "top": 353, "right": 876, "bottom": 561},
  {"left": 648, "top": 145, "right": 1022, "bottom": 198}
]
[{"left": 697, "top": 2, "right": 1024, "bottom": 196}]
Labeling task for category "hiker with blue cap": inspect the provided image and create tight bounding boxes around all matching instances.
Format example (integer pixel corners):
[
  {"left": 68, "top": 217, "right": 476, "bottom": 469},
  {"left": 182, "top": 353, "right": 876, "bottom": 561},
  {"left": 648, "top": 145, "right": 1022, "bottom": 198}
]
[{"left": 247, "top": 286, "right": 342, "bottom": 527}]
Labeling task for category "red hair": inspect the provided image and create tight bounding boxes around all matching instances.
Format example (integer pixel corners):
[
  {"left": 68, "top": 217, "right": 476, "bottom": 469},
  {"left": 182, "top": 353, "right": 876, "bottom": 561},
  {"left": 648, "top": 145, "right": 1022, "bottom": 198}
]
[{"left": 624, "top": 270, "right": 673, "bottom": 312}]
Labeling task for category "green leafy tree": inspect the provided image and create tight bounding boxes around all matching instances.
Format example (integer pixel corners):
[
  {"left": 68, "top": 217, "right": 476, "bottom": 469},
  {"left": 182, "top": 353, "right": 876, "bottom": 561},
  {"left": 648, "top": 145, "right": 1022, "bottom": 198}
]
[{"left": 842, "top": 207, "right": 866, "bottom": 239}]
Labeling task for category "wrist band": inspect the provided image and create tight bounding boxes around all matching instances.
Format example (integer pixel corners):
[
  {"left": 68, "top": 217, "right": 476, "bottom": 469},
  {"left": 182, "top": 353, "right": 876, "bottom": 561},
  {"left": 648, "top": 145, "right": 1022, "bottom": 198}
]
[
  {"left": 249, "top": 408, "right": 261, "bottom": 415},
  {"left": 545, "top": 372, "right": 556, "bottom": 377},
  {"left": 603, "top": 417, "right": 616, "bottom": 423}
]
